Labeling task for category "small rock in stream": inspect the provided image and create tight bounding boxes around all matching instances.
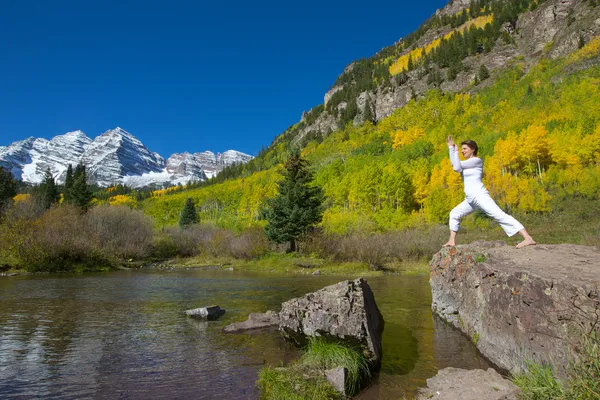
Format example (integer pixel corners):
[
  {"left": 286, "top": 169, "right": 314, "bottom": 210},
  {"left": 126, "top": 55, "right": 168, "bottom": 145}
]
[{"left": 185, "top": 305, "right": 226, "bottom": 320}]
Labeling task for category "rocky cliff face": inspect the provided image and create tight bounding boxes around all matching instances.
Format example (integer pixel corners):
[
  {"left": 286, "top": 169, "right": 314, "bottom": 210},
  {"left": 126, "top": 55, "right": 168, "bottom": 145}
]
[
  {"left": 429, "top": 242, "right": 600, "bottom": 376},
  {"left": 0, "top": 127, "right": 253, "bottom": 188},
  {"left": 293, "top": 0, "right": 600, "bottom": 145}
]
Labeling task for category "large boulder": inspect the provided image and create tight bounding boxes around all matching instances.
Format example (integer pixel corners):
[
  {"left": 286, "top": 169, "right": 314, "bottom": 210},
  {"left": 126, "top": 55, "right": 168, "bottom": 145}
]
[
  {"left": 279, "top": 278, "right": 384, "bottom": 364},
  {"left": 430, "top": 243, "right": 600, "bottom": 375}
]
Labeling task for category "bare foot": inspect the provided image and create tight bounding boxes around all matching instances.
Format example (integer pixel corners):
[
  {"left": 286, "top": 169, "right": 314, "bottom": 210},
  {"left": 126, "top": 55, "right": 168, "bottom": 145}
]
[
  {"left": 516, "top": 238, "right": 537, "bottom": 249},
  {"left": 443, "top": 242, "right": 456, "bottom": 247}
]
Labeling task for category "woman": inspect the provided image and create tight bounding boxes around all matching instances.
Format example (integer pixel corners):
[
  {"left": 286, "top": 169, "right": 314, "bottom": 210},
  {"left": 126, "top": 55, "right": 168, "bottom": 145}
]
[{"left": 443, "top": 135, "right": 536, "bottom": 249}]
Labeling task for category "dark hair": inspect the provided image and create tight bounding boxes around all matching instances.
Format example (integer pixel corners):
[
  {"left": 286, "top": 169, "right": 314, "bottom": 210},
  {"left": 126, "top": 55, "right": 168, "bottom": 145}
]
[{"left": 461, "top": 140, "right": 479, "bottom": 156}]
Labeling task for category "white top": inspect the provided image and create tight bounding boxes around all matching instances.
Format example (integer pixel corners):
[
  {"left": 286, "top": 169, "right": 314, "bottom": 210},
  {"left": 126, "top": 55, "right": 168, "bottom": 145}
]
[{"left": 449, "top": 146, "right": 488, "bottom": 198}]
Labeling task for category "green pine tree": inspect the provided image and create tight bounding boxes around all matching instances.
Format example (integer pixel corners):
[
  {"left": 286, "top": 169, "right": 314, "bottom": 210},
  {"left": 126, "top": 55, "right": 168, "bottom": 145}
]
[
  {"left": 39, "top": 168, "right": 60, "bottom": 209},
  {"left": 407, "top": 54, "right": 414, "bottom": 71},
  {"left": 579, "top": 34, "right": 586, "bottom": 49},
  {"left": 71, "top": 164, "right": 93, "bottom": 211},
  {"left": 63, "top": 164, "right": 74, "bottom": 203},
  {"left": 363, "top": 97, "right": 374, "bottom": 123},
  {"left": 263, "top": 151, "right": 324, "bottom": 252},
  {"left": 479, "top": 64, "right": 490, "bottom": 81},
  {"left": 179, "top": 197, "right": 199, "bottom": 228},
  {"left": 0, "top": 166, "right": 17, "bottom": 211}
]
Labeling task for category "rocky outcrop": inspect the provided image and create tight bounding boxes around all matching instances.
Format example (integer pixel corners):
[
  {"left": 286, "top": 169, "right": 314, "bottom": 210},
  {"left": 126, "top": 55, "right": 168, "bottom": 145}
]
[
  {"left": 417, "top": 368, "right": 521, "bottom": 400},
  {"left": 222, "top": 311, "right": 279, "bottom": 332},
  {"left": 279, "top": 278, "right": 384, "bottom": 364},
  {"left": 429, "top": 242, "right": 600, "bottom": 375}
]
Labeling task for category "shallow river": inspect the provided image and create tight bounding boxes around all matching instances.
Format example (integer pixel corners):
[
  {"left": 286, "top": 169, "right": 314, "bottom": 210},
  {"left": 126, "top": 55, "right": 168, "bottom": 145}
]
[{"left": 0, "top": 269, "right": 492, "bottom": 399}]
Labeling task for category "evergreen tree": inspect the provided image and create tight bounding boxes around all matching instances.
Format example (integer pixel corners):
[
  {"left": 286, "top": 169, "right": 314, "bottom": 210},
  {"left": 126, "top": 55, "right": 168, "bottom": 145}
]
[
  {"left": 39, "top": 168, "right": 60, "bottom": 209},
  {"left": 0, "top": 166, "right": 17, "bottom": 210},
  {"left": 447, "top": 64, "right": 459, "bottom": 81},
  {"left": 479, "top": 64, "right": 490, "bottom": 81},
  {"left": 427, "top": 66, "right": 444, "bottom": 87},
  {"left": 71, "top": 164, "right": 93, "bottom": 211},
  {"left": 363, "top": 97, "right": 374, "bottom": 123},
  {"left": 179, "top": 197, "right": 199, "bottom": 228},
  {"left": 407, "top": 54, "right": 414, "bottom": 71},
  {"left": 63, "top": 164, "right": 74, "bottom": 203},
  {"left": 579, "top": 34, "right": 586, "bottom": 49},
  {"left": 263, "top": 151, "right": 324, "bottom": 252}
]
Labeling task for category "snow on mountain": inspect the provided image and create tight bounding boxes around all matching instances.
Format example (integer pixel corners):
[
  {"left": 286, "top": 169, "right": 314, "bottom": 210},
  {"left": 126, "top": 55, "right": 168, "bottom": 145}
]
[
  {"left": 193, "top": 150, "right": 254, "bottom": 178},
  {"left": 81, "top": 127, "right": 166, "bottom": 186},
  {"left": 0, "top": 127, "right": 253, "bottom": 188}
]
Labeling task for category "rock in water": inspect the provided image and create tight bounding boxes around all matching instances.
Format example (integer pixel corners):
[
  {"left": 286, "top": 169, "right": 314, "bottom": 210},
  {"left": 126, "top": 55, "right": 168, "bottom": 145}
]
[
  {"left": 279, "top": 278, "right": 384, "bottom": 364},
  {"left": 223, "top": 311, "right": 280, "bottom": 333},
  {"left": 416, "top": 368, "right": 520, "bottom": 400},
  {"left": 430, "top": 243, "right": 600, "bottom": 375},
  {"left": 185, "top": 305, "right": 226, "bottom": 320}
]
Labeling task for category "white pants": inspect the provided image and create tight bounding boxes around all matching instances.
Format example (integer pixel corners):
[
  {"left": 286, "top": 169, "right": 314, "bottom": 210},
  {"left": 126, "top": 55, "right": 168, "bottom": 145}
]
[{"left": 449, "top": 193, "right": 524, "bottom": 237}]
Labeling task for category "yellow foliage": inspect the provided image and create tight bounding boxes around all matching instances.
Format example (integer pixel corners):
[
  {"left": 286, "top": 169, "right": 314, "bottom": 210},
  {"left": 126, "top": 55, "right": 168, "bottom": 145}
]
[
  {"left": 108, "top": 195, "right": 138, "bottom": 208},
  {"left": 152, "top": 186, "right": 182, "bottom": 197},
  {"left": 392, "top": 126, "right": 426, "bottom": 148},
  {"left": 568, "top": 36, "right": 600, "bottom": 63},
  {"left": 389, "top": 15, "right": 494, "bottom": 75},
  {"left": 13, "top": 193, "right": 31, "bottom": 203}
]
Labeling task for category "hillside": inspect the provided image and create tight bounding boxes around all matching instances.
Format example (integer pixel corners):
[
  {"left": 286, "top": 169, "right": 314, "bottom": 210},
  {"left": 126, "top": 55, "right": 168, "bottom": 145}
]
[{"left": 142, "top": 0, "right": 600, "bottom": 236}]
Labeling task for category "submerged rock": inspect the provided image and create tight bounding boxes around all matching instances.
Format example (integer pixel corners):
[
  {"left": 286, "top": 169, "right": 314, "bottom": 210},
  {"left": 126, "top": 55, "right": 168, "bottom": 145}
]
[
  {"left": 279, "top": 277, "right": 384, "bottom": 364},
  {"left": 185, "top": 305, "right": 226, "bottom": 320},
  {"left": 416, "top": 368, "right": 520, "bottom": 400},
  {"left": 223, "top": 311, "right": 279, "bottom": 332}
]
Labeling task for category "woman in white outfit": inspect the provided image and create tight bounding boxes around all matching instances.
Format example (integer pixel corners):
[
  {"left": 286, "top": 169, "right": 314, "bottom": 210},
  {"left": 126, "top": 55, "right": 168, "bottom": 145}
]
[{"left": 443, "top": 135, "right": 536, "bottom": 249}]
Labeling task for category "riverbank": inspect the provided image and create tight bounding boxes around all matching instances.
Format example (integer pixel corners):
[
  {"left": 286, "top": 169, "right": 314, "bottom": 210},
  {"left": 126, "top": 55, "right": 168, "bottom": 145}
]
[{"left": 0, "top": 252, "right": 430, "bottom": 277}]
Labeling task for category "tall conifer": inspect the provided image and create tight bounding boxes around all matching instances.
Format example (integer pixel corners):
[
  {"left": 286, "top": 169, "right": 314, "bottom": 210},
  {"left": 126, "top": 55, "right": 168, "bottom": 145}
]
[
  {"left": 40, "top": 168, "right": 60, "bottom": 209},
  {"left": 63, "top": 164, "right": 74, "bottom": 203},
  {"left": 179, "top": 197, "right": 199, "bottom": 228},
  {"left": 71, "top": 164, "right": 92, "bottom": 211},
  {"left": 263, "top": 151, "right": 324, "bottom": 252},
  {"left": 0, "top": 166, "right": 17, "bottom": 210}
]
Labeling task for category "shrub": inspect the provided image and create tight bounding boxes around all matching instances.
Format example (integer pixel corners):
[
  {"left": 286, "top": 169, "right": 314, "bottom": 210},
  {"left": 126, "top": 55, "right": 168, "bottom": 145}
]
[
  {"left": 229, "top": 226, "right": 269, "bottom": 260},
  {"left": 86, "top": 205, "right": 153, "bottom": 259},
  {"left": 0, "top": 203, "right": 154, "bottom": 271}
]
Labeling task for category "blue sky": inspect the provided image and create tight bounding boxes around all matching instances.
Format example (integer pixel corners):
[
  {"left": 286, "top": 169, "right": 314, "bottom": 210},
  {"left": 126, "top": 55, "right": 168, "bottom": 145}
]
[{"left": 0, "top": 0, "right": 448, "bottom": 157}]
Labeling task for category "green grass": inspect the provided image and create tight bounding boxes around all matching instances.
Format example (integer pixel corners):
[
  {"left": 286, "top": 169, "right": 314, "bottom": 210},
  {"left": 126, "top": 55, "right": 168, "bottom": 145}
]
[
  {"left": 300, "top": 338, "right": 371, "bottom": 395},
  {"left": 257, "top": 366, "right": 342, "bottom": 400},
  {"left": 257, "top": 338, "right": 372, "bottom": 399},
  {"left": 170, "top": 251, "right": 430, "bottom": 276},
  {"left": 512, "top": 331, "right": 600, "bottom": 400},
  {"left": 512, "top": 362, "right": 567, "bottom": 400}
]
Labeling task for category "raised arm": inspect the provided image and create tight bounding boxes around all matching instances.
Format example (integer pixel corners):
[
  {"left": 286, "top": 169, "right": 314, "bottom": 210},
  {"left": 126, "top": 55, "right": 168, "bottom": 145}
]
[{"left": 449, "top": 145, "right": 462, "bottom": 172}]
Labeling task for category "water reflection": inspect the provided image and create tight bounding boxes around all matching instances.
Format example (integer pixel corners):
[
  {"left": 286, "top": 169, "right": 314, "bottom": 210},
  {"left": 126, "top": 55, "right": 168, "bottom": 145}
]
[{"left": 0, "top": 270, "right": 492, "bottom": 399}]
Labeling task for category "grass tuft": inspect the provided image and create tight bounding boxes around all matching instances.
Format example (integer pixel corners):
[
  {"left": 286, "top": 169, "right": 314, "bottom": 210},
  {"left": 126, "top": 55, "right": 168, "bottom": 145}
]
[
  {"left": 512, "top": 330, "right": 600, "bottom": 400},
  {"left": 257, "top": 338, "right": 372, "bottom": 399},
  {"left": 301, "top": 337, "right": 371, "bottom": 395},
  {"left": 512, "top": 362, "right": 566, "bottom": 399},
  {"left": 257, "top": 366, "right": 341, "bottom": 400}
]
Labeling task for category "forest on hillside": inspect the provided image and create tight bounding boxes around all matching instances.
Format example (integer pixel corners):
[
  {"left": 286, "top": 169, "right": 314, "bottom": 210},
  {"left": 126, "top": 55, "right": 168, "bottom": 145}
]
[{"left": 141, "top": 39, "right": 600, "bottom": 234}]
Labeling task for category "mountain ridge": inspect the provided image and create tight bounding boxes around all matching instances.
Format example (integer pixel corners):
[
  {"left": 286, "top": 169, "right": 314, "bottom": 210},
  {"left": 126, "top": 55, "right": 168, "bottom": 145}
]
[{"left": 0, "top": 127, "right": 253, "bottom": 188}]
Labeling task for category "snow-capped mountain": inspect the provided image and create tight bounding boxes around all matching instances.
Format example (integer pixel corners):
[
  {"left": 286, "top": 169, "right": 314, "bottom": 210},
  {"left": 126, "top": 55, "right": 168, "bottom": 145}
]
[
  {"left": 193, "top": 150, "right": 254, "bottom": 178},
  {"left": 0, "top": 127, "right": 253, "bottom": 188}
]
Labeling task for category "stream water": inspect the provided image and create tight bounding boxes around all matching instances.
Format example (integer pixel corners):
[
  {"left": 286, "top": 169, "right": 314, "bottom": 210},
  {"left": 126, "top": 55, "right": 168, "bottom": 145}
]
[{"left": 0, "top": 269, "right": 492, "bottom": 399}]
